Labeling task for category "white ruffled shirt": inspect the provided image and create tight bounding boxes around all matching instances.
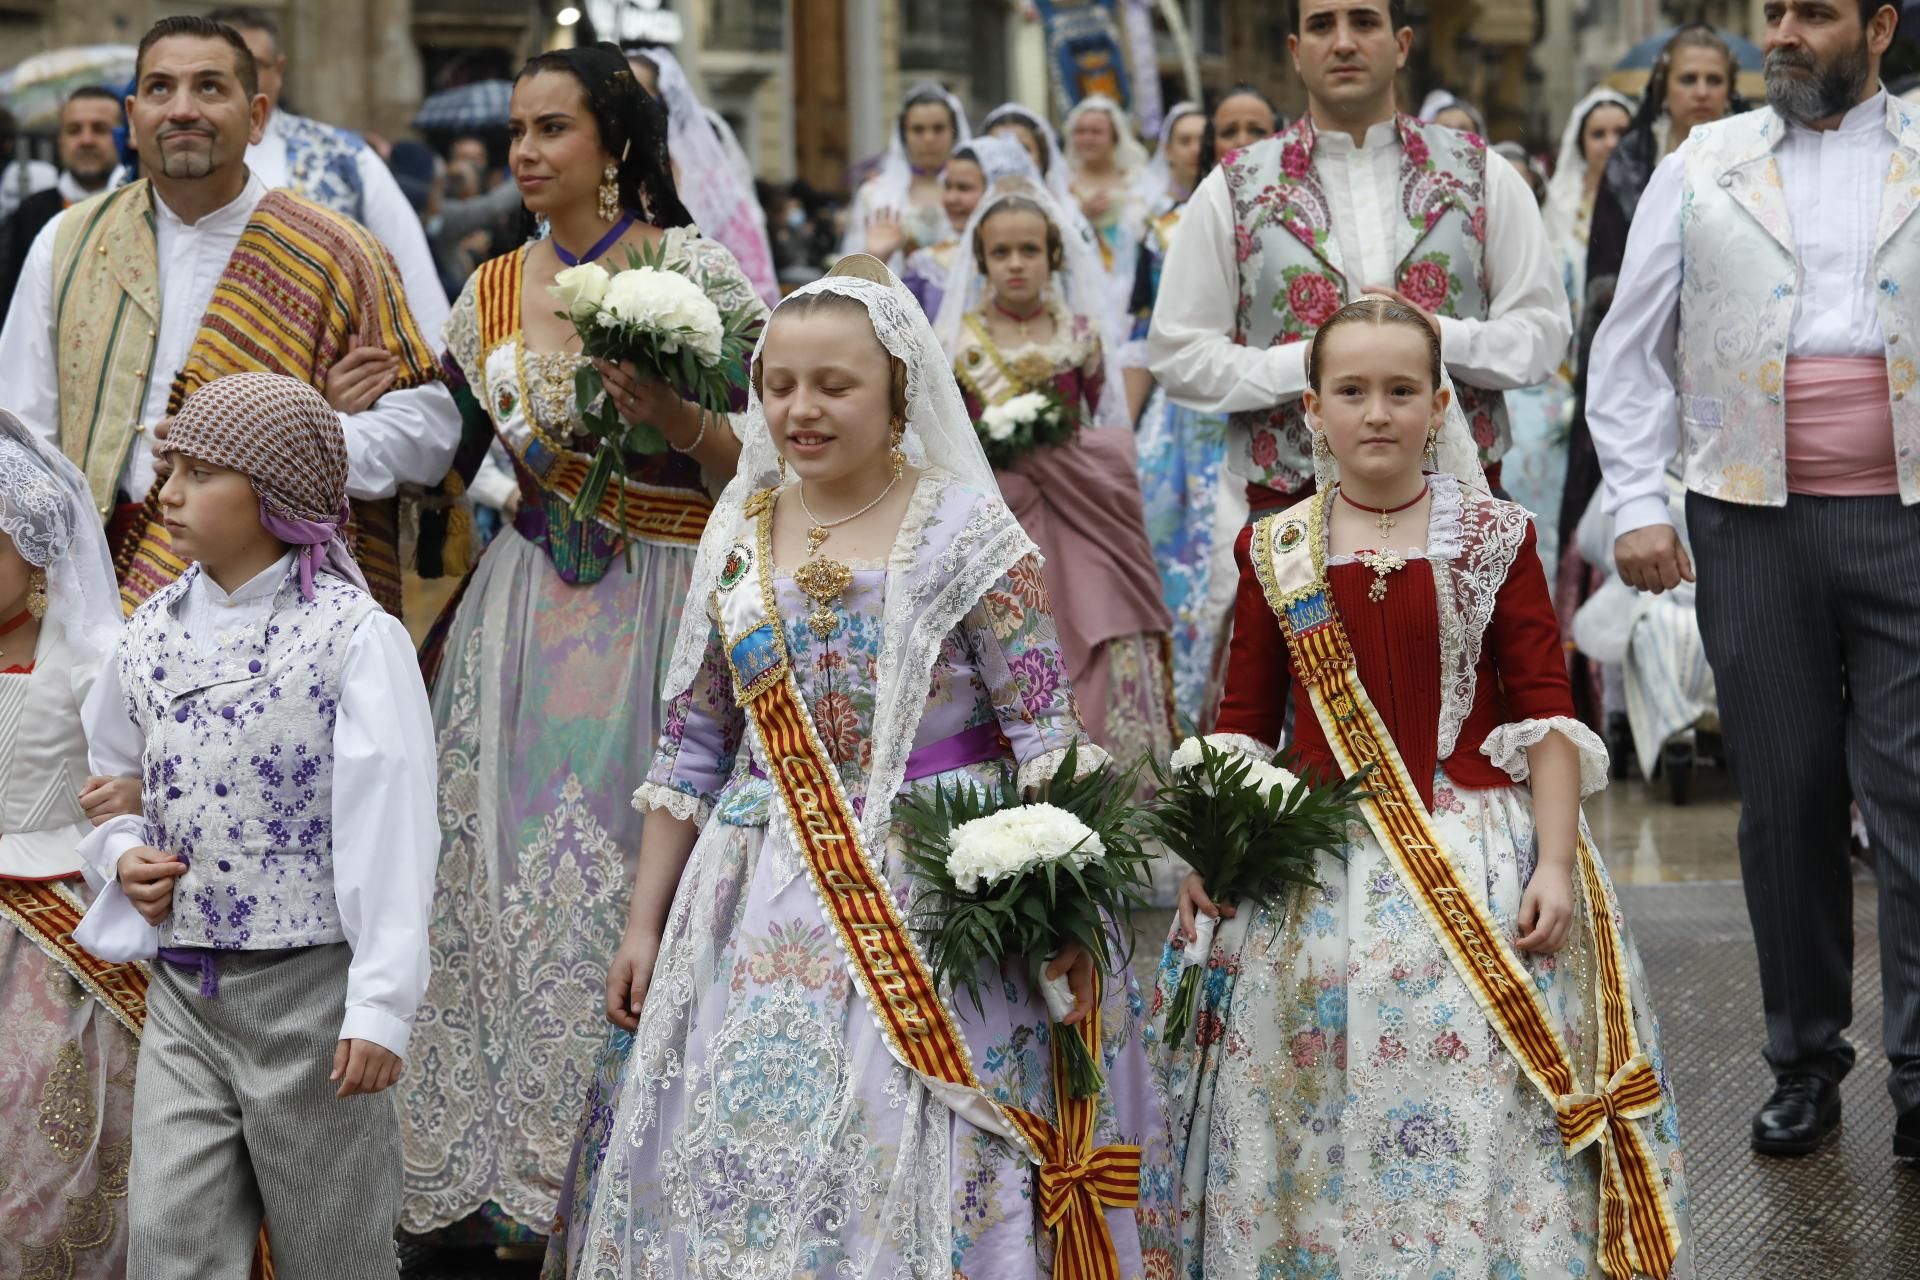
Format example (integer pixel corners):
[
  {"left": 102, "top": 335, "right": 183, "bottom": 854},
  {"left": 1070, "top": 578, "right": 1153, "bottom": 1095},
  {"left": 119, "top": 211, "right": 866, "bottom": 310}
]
[{"left": 75, "top": 555, "right": 439, "bottom": 1058}]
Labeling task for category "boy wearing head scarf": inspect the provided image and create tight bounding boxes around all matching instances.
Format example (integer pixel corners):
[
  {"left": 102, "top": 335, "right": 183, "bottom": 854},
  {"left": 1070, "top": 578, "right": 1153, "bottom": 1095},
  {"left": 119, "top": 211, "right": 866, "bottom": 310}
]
[{"left": 71, "top": 372, "right": 439, "bottom": 1280}]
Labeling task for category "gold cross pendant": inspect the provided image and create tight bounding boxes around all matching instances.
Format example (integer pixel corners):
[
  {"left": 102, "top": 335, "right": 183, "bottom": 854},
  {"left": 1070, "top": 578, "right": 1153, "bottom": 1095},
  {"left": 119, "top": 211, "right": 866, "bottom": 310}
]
[{"left": 1376, "top": 508, "right": 1396, "bottom": 538}]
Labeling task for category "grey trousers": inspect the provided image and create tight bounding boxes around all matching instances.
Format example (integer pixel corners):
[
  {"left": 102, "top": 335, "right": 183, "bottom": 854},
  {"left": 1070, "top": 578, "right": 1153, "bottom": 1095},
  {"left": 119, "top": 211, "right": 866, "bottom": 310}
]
[
  {"left": 1689, "top": 491, "right": 1920, "bottom": 1113},
  {"left": 128, "top": 942, "right": 401, "bottom": 1280}
]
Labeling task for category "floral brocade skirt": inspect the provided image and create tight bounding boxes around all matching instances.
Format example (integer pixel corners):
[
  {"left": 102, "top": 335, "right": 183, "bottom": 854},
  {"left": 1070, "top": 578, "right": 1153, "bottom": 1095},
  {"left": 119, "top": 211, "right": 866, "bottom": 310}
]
[
  {"left": 0, "top": 905, "right": 137, "bottom": 1279},
  {"left": 541, "top": 792, "right": 1179, "bottom": 1280},
  {"left": 399, "top": 525, "right": 696, "bottom": 1240},
  {"left": 1148, "top": 776, "right": 1695, "bottom": 1280}
]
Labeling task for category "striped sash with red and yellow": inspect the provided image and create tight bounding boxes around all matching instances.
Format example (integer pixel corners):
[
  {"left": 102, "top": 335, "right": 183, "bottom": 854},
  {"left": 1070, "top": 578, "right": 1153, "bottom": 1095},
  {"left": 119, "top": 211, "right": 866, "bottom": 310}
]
[
  {"left": 1250, "top": 493, "right": 1682, "bottom": 1280},
  {"left": 713, "top": 488, "right": 1140, "bottom": 1279}
]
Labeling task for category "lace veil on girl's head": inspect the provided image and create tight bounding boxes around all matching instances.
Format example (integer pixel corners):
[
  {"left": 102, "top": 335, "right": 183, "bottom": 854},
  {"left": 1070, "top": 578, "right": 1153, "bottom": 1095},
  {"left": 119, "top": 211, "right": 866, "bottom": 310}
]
[
  {"left": 633, "top": 45, "right": 780, "bottom": 305},
  {"left": 932, "top": 177, "right": 1131, "bottom": 429},
  {"left": 662, "top": 253, "right": 1000, "bottom": 698},
  {"left": 1063, "top": 94, "right": 1149, "bottom": 177},
  {"left": 1134, "top": 100, "right": 1203, "bottom": 212},
  {"left": 0, "top": 412, "right": 121, "bottom": 667}
]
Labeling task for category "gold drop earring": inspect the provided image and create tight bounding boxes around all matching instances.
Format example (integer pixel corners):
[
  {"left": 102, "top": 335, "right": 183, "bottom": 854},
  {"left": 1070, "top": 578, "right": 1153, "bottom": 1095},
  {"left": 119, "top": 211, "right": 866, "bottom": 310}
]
[
  {"left": 598, "top": 162, "right": 620, "bottom": 222},
  {"left": 889, "top": 418, "right": 907, "bottom": 478},
  {"left": 25, "top": 567, "right": 47, "bottom": 620}
]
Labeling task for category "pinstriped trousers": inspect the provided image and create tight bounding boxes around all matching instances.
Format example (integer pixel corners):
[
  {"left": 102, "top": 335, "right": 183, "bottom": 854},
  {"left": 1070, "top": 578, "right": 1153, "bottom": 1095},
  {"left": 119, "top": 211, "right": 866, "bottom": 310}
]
[
  {"left": 1690, "top": 491, "right": 1920, "bottom": 1115},
  {"left": 127, "top": 943, "right": 402, "bottom": 1280}
]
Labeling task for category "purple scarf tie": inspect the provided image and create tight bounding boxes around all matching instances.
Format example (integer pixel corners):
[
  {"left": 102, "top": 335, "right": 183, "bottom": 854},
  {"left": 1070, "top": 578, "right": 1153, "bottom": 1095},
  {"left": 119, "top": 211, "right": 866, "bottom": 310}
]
[{"left": 259, "top": 500, "right": 369, "bottom": 601}]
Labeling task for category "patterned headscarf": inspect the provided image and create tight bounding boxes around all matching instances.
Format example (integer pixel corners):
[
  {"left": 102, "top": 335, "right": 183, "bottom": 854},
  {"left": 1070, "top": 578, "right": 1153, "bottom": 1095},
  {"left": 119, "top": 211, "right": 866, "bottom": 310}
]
[{"left": 159, "top": 373, "right": 367, "bottom": 600}]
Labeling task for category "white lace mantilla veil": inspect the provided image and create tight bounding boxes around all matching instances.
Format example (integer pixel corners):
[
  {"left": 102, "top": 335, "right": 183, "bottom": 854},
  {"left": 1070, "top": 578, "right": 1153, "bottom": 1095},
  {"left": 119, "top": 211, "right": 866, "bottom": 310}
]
[
  {"left": 662, "top": 255, "right": 1034, "bottom": 856},
  {"left": 932, "top": 177, "right": 1132, "bottom": 428},
  {"left": 642, "top": 47, "right": 781, "bottom": 307},
  {"left": 0, "top": 411, "right": 120, "bottom": 667},
  {"left": 951, "top": 134, "right": 1040, "bottom": 190},
  {"left": 1063, "top": 94, "right": 1149, "bottom": 180},
  {"left": 838, "top": 83, "right": 973, "bottom": 259},
  {"left": 976, "top": 103, "right": 1104, "bottom": 261},
  {"left": 1133, "top": 99, "right": 1202, "bottom": 211}
]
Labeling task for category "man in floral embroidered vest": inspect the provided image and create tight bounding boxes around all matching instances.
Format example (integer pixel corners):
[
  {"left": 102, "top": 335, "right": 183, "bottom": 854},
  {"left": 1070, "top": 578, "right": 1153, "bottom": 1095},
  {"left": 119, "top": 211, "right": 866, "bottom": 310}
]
[
  {"left": 1588, "top": 0, "right": 1920, "bottom": 1164},
  {"left": 1147, "top": 0, "right": 1569, "bottom": 515}
]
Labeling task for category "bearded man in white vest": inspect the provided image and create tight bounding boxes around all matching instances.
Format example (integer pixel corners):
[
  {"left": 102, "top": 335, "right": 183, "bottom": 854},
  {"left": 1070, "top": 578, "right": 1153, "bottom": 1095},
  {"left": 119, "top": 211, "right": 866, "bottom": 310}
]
[
  {"left": 1147, "top": 0, "right": 1569, "bottom": 520},
  {"left": 1589, "top": 0, "right": 1920, "bottom": 1162}
]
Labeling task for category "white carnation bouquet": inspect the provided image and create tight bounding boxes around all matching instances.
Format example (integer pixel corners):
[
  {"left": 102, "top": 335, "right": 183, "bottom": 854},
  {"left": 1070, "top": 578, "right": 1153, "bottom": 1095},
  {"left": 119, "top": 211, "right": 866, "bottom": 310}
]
[
  {"left": 548, "top": 240, "right": 759, "bottom": 526},
  {"left": 1140, "top": 736, "right": 1369, "bottom": 1047},
  {"left": 973, "top": 387, "right": 1077, "bottom": 469},
  {"left": 895, "top": 744, "right": 1150, "bottom": 1097}
]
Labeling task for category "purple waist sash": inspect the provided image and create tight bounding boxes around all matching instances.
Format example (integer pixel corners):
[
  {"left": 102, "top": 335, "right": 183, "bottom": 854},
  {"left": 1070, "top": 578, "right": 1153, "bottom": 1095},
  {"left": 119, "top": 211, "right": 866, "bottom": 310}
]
[
  {"left": 750, "top": 720, "right": 1011, "bottom": 788},
  {"left": 158, "top": 947, "right": 220, "bottom": 998}
]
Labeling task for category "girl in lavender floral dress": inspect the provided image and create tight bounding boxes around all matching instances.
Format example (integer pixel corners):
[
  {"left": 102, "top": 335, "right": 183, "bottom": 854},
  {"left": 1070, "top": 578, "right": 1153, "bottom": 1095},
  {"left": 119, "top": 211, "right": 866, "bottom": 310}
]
[{"left": 541, "top": 258, "right": 1176, "bottom": 1280}]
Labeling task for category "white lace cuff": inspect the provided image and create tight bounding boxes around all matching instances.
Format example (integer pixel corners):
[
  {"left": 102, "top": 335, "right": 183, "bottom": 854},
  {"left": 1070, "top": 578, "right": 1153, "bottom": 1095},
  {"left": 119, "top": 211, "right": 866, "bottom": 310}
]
[
  {"left": 1018, "top": 742, "right": 1114, "bottom": 794},
  {"left": 1480, "top": 717, "right": 1610, "bottom": 798},
  {"left": 632, "top": 781, "right": 710, "bottom": 826},
  {"left": 1204, "top": 732, "right": 1276, "bottom": 766},
  {"left": 1115, "top": 337, "right": 1151, "bottom": 371}
]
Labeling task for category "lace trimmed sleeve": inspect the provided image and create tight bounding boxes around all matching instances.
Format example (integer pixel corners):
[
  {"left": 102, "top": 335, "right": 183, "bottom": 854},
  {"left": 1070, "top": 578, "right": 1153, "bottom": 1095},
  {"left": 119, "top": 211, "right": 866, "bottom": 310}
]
[
  {"left": 636, "top": 609, "right": 744, "bottom": 825},
  {"left": 1481, "top": 717, "right": 1611, "bottom": 798},
  {"left": 443, "top": 276, "right": 484, "bottom": 390}
]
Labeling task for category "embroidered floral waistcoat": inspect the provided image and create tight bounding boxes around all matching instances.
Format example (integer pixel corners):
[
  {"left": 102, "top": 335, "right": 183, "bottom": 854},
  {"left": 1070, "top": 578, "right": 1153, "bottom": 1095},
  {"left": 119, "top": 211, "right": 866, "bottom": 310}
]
[
  {"left": 1222, "top": 115, "right": 1507, "bottom": 492},
  {"left": 122, "top": 566, "right": 375, "bottom": 950},
  {"left": 1678, "top": 102, "right": 1920, "bottom": 506}
]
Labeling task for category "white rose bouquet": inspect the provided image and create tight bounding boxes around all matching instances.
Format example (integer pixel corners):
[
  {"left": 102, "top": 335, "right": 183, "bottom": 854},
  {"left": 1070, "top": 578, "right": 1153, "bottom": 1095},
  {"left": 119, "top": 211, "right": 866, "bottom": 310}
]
[
  {"left": 548, "top": 241, "right": 759, "bottom": 527},
  {"left": 895, "top": 744, "right": 1151, "bottom": 1097},
  {"left": 1140, "top": 736, "right": 1370, "bottom": 1047},
  {"left": 973, "top": 387, "right": 1077, "bottom": 469}
]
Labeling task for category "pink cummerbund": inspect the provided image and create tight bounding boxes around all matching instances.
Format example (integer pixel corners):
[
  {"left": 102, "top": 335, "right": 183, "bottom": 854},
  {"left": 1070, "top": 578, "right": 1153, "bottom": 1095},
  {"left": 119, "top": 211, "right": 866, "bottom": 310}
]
[{"left": 1783, "top": 356, "right": 1900, "bottom": 497}]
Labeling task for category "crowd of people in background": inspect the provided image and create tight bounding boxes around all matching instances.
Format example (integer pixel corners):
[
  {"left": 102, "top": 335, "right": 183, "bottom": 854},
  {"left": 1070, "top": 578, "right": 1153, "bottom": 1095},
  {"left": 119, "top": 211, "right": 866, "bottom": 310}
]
[{"left": 8, "top": 1, "right": 1920, "bottom": 1277}]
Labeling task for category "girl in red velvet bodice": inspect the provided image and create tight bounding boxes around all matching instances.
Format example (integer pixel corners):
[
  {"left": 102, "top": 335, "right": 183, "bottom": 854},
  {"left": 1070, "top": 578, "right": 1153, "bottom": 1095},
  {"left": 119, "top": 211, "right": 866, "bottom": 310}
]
[{"left": 1150, "top": 297, "right": 1692, "bottom": 1279}]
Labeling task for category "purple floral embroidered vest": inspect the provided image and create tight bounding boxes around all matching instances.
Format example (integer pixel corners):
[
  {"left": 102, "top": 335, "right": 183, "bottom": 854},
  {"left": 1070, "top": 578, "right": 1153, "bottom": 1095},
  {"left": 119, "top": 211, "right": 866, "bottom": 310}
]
[
  {"left": 1222, "top": 114, "right": 1507, "bottom": 493},
  {"left": 121, "top": 565, "right": 374, "bottom": 950}
]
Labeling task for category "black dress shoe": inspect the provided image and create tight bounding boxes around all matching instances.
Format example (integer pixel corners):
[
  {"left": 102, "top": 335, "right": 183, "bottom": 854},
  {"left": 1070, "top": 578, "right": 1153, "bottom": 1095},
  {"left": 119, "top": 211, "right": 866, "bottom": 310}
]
[
  {"left": 1898, "top": 1108, "right": 1920, "bottom": 1161},
  {"left": 1752, "top": 1074, "right": 1842, "bottom": 1156}
]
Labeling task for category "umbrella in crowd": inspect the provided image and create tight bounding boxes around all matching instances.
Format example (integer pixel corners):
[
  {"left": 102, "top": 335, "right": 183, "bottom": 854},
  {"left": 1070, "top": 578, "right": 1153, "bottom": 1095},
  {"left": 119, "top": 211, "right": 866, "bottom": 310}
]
[
  {"left": 1605, "top": 26, "right": 1766, "bottom": 100},
  {"left": 411, "top": 79, "right": 514, "bottom": 132},
  {"left": 1, "top": 44, "right": 136, "bottom": 129}
]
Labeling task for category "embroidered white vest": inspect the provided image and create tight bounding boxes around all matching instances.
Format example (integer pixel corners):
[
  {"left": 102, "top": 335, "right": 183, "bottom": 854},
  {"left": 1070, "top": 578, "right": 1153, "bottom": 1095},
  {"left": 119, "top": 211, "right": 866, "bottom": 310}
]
[
  {"left": 1677, "top": 102, "right": 1920, "bottom": 507},
  {"left": 121, "top": 565, "right": 375, "bottom": 950}
]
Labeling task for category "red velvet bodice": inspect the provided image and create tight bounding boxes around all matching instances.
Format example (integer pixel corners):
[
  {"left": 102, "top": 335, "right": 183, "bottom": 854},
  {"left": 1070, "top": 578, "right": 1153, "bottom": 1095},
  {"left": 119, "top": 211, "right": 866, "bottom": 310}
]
[{"left": 1215, "top": 520, "right": 1575, "bottom": 808}]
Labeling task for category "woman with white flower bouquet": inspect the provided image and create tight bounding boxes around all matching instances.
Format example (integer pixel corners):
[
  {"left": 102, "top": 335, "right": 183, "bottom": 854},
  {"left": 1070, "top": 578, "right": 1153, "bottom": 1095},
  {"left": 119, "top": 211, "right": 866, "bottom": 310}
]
[
  {"left": 398, "top": 43, "right": 769, "bottom": 1251},
  {"left": 540, "top": 256, "right": 1177, "bottom": 1279},
  {"left": 1152, "top": 297, "right": 1692, "bottom": 1279},
  {"left": 936, "top": 177, "right": 1176, "bottom": 881}
]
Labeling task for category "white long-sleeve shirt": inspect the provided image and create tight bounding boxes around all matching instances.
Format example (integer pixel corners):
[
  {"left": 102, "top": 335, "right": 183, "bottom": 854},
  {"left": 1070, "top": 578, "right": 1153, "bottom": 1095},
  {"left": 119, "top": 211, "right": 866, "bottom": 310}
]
[
  {"left": 1149, "top": 120, "right": 1570, "bottom": 427},
  {"left": 248, "top": 109, "right": 452, "bottom": 347},
  {"left": 0, "top": 170, "right": 461, "bottom": 506},
  {"left": 1587, "top": 94, "right": 1895, "bottom": 535},
  {"left": 76, "top": 555, "right": 439, "bottom": 1058}
]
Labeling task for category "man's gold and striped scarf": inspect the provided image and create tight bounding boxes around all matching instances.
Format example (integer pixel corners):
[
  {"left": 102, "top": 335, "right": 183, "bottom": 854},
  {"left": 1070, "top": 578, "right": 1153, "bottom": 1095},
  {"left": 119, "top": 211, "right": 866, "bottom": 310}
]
[{"left": 117, "top": 189, "right": 442, "bottom": 616}]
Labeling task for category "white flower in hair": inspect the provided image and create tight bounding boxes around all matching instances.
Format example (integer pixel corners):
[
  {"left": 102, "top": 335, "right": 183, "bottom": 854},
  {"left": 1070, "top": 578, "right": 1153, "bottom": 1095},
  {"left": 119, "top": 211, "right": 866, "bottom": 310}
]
[
  {"left": 600, "top": 266, "right": 726, "bottom": 363},
  {"left": 944, "top": 803, "right": 1106, "bottom": 894},
  {"left": 549, "top": 263, "right": 611, "bottom": 320}
]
